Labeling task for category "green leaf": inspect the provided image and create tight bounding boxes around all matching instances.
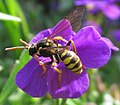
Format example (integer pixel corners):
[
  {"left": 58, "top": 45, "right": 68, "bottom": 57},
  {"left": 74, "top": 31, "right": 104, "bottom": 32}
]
[
  {"left": 0, "top": 0, "right": 22, "bottom": 57},
  {"left": 0, "top": 12, "right": 21, "bottom": 22},
  {"left": 0, "top": 50, "right": 31, "bottom": 104},
  {"left": 5, "top": 0, "right": 30, "bottom": 40},
  {"left": 0, "top": 0, "right": 30, "bottom": 57},
  {"left": 66, "top": 99, "right": 80, "bottom": 105}
]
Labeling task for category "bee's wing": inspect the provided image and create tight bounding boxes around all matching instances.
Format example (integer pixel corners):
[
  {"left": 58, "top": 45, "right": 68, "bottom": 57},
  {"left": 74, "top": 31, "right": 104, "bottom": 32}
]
[
  {"left": 65, "top": 5, "right": 86, "bottom": 32},
  {"left": 48, "top": 5, "right": 85, "bottom": 38},
  {"left": 48, "top": 20, "right": 70, "bottom": 39},
  {"left": 43, "top": 46, "right": 70, "bottom": 53},
  {"left": 43, "top": 46, "right": 70, "bottom": 50}
]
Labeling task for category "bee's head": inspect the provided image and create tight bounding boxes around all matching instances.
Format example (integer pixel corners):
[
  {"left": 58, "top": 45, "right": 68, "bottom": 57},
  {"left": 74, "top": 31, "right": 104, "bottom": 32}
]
[{"left": 29, "top": 44, "right": 37, "bottom": 56}]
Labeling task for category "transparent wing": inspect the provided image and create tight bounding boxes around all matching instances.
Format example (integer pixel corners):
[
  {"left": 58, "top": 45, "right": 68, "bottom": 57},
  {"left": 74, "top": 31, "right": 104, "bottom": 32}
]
[
  {"left": 43, "top": 46, "right": 69, "bottom": 50},
  {"left": 43, "top": 46, "right": 70, "bottom": 54},
  {"left": 48, "top": 5, "right": 85, "bottom": 38},
  {"left": 65, "top": 5, "right": 86, "bottom": 32},
  {"left": 48, "top": 20, "right": 71, "bottom": 39}
]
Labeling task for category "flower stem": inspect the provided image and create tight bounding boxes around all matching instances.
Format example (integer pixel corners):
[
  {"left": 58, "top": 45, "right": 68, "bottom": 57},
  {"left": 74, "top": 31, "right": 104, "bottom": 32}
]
[
  {"left": 60, "top": 99, "right": 67, "bottom": 105},
  {"left": 54, "top": 99, "right": 59, "bottom": 105}
]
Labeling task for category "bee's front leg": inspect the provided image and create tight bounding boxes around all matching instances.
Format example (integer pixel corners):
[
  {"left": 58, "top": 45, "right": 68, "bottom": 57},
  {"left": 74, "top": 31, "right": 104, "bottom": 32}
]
[{"left": 33, "top": 54, "right": 47, "bottom": 76}]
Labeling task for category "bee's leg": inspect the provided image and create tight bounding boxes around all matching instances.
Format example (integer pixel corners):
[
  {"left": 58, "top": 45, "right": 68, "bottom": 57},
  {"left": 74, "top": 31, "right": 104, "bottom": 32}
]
[
  {"left": 33, "top": 54, "right": 47, "bottom": 76},
  {"left": 51, "top": 55, "right": 62, "bottom": 88},
  {"left": 52, "top": 64, "right": 62, "bottom": 88},
  {"left": 53, "top": 36, "right": 68, "bottom": 43},
  {"left": 53, "top": 36, "right": 77, "bottom": 54},
  {"left": 67, "top": 40, "right": 77, "bottom": 54}
]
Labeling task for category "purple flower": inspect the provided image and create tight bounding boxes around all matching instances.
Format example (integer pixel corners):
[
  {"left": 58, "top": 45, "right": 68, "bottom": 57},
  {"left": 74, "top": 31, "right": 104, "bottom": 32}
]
[
  {"left": 110, "top": 29, "right": 120, "bottom": 42},
  {"left": 84, "top": 20, "right": 102, "bottom": 34},
  {"left": 75, "top": 0, "right": 120, "bottom": 20},
  {"left": 15, "top": 19, "right": 118, "bottom": 98}
]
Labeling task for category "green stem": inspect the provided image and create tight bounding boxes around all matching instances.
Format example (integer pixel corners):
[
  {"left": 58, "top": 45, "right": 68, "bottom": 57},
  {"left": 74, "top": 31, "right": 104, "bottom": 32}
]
[
  {"left": 54, "top": 99, "right": 59, "bottom": 105},
  {"left": 60, "top": 99, "right": 67, "bottom": 105}
]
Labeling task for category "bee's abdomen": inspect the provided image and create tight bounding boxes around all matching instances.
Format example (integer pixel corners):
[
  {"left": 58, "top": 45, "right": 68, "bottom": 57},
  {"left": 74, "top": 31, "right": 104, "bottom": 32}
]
[{"left": 60, "top": 50, "right": 83, "bottom": 74}]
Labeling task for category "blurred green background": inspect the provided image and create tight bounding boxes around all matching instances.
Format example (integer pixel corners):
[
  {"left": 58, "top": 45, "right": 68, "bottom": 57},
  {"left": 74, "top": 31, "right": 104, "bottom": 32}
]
[{"left": 0, "top": 0, "right": 120, "bottom": 105}]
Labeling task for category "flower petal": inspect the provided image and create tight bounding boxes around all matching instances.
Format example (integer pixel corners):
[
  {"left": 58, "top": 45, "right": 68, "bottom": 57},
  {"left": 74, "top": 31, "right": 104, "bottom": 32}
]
[
  {"left": 111, "top": 29, "right": 120, "bottom": 42},
  {"left": 74, "top": 0, "right": 106, "bottom": 6},
  {"left": 47, "top": 63, "right": 89, "bottom": 98},
  {"left": 15, "top": 58, "right": 48, "bottom": 97},
  {"left": 84, "top": 20, "right": 102, "bottom": 34},
  {"left": 73, "top": 26, "right": 111, "bottom": 68},
  {"left": 102, "top": 37, "right": 119, "bottom": 51},
  {"left": 101, "top": 3, "right": 120, "bottom": 20},
  {"left": 29, "top": 29, "right": 52, "bottom": 45}
]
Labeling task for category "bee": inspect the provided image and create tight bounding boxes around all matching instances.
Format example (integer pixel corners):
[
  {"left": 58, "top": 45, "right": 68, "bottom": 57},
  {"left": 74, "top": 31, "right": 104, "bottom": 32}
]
[
  {"left": 42, "top": 40, "right": 83, "bottom": 74},
  {"left": 5, "top": 5, "right": 85, "bottom": 83}
]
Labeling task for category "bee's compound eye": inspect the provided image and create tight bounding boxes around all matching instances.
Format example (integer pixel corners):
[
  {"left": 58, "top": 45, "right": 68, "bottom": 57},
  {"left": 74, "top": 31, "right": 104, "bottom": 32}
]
[{"left": 46, "top": 42, "right": 50, "bottom": 46}]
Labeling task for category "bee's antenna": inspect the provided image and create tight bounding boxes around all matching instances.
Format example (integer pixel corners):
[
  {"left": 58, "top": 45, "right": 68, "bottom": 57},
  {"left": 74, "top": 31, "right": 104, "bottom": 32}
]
[
  {"left": 5, "top": 39, "right": 29, "bottom": 51},
  {"left": 20, "top": 39, "right": 29, "bottom": 46},
  {"left": 5, "top": 46, "right": 28, "bottom": 51}
]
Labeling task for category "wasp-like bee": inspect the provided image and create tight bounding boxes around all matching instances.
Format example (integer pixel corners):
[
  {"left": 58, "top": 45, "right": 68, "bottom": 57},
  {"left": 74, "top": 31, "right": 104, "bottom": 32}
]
[
  {"left": 43, "top": 40, "right": 83, "bottom": 74},
  {"left": 5, "top": 5, "right": 85, "bottom": 82}
]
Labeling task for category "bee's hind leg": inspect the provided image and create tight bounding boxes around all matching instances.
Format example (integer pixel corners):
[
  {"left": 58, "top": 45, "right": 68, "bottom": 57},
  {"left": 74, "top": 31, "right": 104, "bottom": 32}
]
[
  {"left": 53, "top": 36, "right": 68, "bottom": 43},
  {"left": 53, "top": 36, "right": 77, "bottom": 54},
  {"left": 51, "top": 55, "right": 62, "bottom": 88},
  {"left": 66, "top": 40, "right": 77, "bottom": 54}
]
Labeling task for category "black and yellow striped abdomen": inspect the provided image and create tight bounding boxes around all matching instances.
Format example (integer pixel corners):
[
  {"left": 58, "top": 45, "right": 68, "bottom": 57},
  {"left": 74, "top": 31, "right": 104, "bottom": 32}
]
[{"left": 60, "top": 50, "right": 83, "bottom": 74}]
